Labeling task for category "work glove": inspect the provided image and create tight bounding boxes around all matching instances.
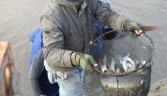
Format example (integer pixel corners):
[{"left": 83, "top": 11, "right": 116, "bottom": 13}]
[
  {"left": 124, "top": 20, "right": 145, "bottom": 35},
  {"left": 72, "top": 52, "right": 97, "bottom": 73}
]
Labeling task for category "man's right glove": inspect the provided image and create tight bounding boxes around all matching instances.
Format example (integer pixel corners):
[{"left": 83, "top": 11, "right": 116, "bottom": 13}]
[{"left": 71, "top": 52, "right": 97, "bottom": 73}]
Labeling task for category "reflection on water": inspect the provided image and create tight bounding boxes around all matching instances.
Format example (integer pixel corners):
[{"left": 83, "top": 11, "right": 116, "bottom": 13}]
[{"left": 0, "top": 0, "right": 167, "bottom": 95}]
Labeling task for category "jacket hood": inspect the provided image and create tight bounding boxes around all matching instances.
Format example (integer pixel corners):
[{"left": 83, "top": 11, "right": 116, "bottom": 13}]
[{"left": 53, "top": 0, "right": 84, "bottom": 12}]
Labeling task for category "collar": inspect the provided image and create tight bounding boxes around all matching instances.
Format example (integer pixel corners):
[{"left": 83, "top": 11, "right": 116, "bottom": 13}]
[{"left": 53, "top": 0, "right": 87, "bottom": 13}]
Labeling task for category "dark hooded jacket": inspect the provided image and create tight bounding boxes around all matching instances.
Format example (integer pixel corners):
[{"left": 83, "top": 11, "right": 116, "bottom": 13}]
[{"left": 40, "top": 0, "right": 127, "bottom": 71}]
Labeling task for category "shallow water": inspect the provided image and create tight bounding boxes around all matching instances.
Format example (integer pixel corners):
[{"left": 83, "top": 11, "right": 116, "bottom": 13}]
[{"left": 0, "top": 0, "right": 167, "bottom": 95}]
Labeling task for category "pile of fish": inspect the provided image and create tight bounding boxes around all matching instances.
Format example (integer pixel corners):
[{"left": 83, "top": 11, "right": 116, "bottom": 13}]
[
  {"left": 99, "top": 53, "right": 152, "bottom": 74},
  {"left": 98, "top": 53, "right": 152, "bottom": 96},
  {"left": 96, "top": 31, "right": 153, "bottom": 96}
]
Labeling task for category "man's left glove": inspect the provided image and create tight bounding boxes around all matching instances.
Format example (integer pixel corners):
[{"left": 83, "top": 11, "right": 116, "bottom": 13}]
[
  {"left": 123, "top": 20, "right": 145, "bottom": 34},
  {"left": 71, "top": 52, "right": 97, "bottom": 73}
]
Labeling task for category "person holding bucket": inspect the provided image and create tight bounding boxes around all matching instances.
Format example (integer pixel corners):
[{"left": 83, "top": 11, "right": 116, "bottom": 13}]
[{"left": 40, "top": 0, "right": 145, "bottom": 95}]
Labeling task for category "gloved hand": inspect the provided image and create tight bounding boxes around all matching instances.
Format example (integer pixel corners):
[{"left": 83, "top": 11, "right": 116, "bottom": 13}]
[
  {"left": 71, "top": 52, "right": 97, "bottom": 73},
  {"left": 124, "top": 20, "right": 145, "bottom": 36}
]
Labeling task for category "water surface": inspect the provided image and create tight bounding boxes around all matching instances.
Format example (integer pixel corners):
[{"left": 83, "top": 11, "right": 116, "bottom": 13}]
[{"left": 0, "top": 0, "right": 167, "bottom": 95}]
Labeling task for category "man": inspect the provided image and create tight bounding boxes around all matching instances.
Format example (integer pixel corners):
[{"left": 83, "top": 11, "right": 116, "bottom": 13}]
[
  {"left": 29, "top": 28, "right": 59, "bottom": 96},
  {"left": 40, "top": 0, "right": 145, "bottom": 96}
]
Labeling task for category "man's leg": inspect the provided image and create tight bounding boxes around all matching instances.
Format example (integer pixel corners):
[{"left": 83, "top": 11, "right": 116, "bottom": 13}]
[{"left": 56, "top": 67, "right": 85, "bottom": 96}]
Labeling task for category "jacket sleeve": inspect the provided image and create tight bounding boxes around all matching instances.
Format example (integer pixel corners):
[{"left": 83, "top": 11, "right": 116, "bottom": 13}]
[
  {"left": 40, "top": 17, "right": 73, "bottom": 68},
  {"left": 30, "top": 31, "right": 35, "bottom": 43},
  {"left": 29, "top": 49, "right": 44, "bottom": 96},
  {"left": 94, "top": 0, "right": 128, "bottom": 30}
]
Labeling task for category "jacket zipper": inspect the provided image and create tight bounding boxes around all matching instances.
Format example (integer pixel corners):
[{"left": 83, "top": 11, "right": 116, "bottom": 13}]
[{"left": 72, "top": 2, "right": 87, "bottom": 53}]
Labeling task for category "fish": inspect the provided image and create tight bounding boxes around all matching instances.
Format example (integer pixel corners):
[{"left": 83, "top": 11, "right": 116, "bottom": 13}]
[
  {"left": 109, "top": 56, "right": 116, "bottom": 72},
  {"left": 114, "top": 62, "right": 125, "bottom": 74},
  {"left": 100, "top": 55, "right": 108, "bottom": 72},
  {"left": 122, "top": 54, "right": 130, "bottom": 72},
  {"left": 138, "top": 59, "right": 146, "bottom": 70},
  {"left": 137, "top": 59, "right": 153, "bottom": 74},
  {"left": 141, "top": 59, "right": 153, "bottom": 67},
  {"left": 117, "top": 54, "right": 141, "bottom": 73},
  {"left": 119, "top": 54, "right": 130, "bottom": 73},
  {"left": 127, "top": 58, "right": 140, "bottom": 72},
  {"left": 141, "top": 59, "right": 146, "bottom": 65},
  {"left": 106, "top": 54, "right": 141, "bottom": 74}
]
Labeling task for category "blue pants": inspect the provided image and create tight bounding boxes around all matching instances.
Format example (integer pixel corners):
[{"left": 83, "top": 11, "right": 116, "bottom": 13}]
[{"left": 44, "top": 60, "right": 85, "bottom": 96}]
